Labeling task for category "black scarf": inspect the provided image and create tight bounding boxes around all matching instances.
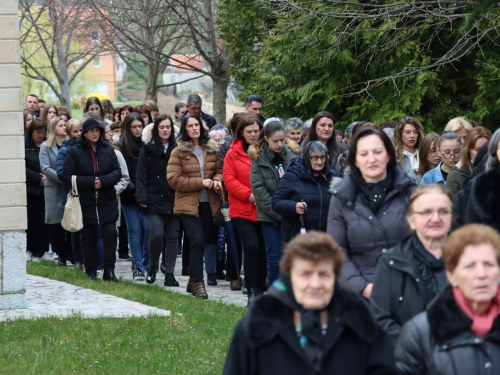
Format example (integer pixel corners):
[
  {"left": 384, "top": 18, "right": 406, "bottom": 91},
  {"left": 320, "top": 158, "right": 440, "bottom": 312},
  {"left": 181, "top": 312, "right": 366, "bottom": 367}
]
[
  {"left": 359, "top": 170, "right": 394, "bottom": 214},
  {"left": 268, "top": 276, "right": 324, "bottom": 374},
  {"left": 412, "top": 235, "right": 447, "bottom": 296}
]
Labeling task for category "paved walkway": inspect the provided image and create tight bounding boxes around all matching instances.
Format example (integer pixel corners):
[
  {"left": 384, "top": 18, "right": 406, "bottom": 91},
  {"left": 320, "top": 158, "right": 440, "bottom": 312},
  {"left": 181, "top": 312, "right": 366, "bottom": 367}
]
[
  {"left": 0, "top": 275, "right": 171, "bottom": 322},
  {"left": 114, "top": 256, "right": 248, "bottom": 307}
]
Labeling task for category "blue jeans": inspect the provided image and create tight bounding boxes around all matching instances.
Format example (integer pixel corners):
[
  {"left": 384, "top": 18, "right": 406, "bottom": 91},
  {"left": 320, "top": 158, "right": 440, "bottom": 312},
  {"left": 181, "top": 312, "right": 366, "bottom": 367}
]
[
  {"left": 205, "top": 244, "right": 218, "bottom": 274},
  {"left": 96, "top": 225, "right": 104, "bottom": 269},
  {"left": 122, "top": 204, "right": 150, "bottom": 272},
  {"left": 262, "top": 223, "right": 282, "bottom": 286}
]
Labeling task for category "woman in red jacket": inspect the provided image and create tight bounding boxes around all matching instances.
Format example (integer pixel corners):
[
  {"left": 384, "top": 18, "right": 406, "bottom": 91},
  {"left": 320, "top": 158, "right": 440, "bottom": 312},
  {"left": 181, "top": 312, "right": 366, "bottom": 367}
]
[{"left": 223, "top": 113, "right": 266, "bottom": 307}]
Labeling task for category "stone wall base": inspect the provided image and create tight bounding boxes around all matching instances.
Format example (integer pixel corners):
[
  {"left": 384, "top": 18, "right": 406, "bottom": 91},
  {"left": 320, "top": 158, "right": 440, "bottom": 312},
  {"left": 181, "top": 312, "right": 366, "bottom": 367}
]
[{"left": 0, "top": 230, "right": 27, "bottom": 309}]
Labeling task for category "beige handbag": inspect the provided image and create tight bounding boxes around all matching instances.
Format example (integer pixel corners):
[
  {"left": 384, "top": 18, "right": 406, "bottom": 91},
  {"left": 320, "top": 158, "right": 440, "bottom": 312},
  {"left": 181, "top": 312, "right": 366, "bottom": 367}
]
[{"left": 61, "top": 175, "right": 83, "bottom": 233}]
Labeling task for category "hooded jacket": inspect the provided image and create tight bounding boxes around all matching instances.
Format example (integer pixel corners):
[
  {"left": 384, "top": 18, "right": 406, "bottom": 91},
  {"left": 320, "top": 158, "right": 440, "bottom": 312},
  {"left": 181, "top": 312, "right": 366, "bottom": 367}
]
[
  {"left": 167, "top": 138, "right": 222, "bottom": 217},
  {"left": 395, "top": 286, "right": 500, "bottom": 375},
  {"left": 248, "top": 139, "right": 298, "bottom": 225},
  {"left": 135, "top": 124, "right": 176, "bottom": 216},
  {"left": 446, "top": 163, "right": 471, "bottom": 197},
  {"left": 62, "top": 136, "right": 121, "bottom": 226},
  {"left": 223, "top": 138, "right": 258, "bottom": 221},
  {"left": 272, "top": 157, "right": 334, "bottom": 245},
  {"left": 327, "top": 167, "right": 416, "bottom": 295},
  {"left": 223, "top": 286, "right": 398, "bottom": 375}
]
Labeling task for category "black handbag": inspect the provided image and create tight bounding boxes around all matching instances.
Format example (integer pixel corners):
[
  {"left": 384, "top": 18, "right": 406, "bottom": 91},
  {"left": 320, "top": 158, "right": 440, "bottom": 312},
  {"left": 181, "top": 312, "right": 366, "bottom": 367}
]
[{"left": 213, "top": 189, "right": 226, "bottom": 227}]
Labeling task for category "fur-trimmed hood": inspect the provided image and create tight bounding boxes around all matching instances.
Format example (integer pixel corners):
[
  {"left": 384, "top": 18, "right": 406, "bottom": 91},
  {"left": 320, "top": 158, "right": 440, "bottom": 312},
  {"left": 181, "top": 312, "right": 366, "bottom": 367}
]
[
  {"left": 248, "top": 138, "right": 300, "bottom": 161},
  {"left": 141, "top": 123, "right": 154, "bottom": 144},
  {"left": 245, "top": 285, "right": 382, "bottom": 349},
  {"left": 175, "top": 137, "right": 219, "bottom": 153},
  {"left": 469, "top": 166, "right": 500, "bottom": 231}
]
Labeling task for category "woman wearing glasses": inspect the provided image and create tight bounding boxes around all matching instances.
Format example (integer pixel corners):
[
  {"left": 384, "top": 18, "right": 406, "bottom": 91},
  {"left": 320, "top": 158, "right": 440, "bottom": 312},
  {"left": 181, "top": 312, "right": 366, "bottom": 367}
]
[
  {"left": 370, "top": 185, "right": 452, "bottom": 346},
  {"left": 420, "top": 132, "right": 462, "bottom": 186},
  {"left": 272, "top": 141, "right": 334, "bottom": 250},
  {"left": 327, "top": 127, "right": 416, "bottom": 299}
]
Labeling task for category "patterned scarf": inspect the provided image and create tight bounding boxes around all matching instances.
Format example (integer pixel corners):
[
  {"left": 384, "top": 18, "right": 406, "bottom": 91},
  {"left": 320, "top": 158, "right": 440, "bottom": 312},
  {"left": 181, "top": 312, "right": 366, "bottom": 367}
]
[{"left": 269, "top": 276, "right": 323, "bottom": 373}]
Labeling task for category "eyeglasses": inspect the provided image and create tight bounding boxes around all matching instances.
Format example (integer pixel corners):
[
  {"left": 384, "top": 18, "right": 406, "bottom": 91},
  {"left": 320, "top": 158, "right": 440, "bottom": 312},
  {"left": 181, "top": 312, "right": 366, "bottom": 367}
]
[
  {"left": 310, "top": 155, "right": 327, "bottom": 162},
  {"left": 411, "top": 208, "right": 451, "bottom": 218},
  {"left": 428, "top": 149, "right": 439, "bottom": 156},
  {"left": 440, "top": 150, "right": 462, "bottom": 158}
]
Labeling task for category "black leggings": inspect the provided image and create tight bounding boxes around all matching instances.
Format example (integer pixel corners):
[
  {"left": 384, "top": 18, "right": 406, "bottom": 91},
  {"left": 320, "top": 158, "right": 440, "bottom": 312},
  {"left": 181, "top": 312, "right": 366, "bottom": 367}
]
[{"left": 232, "top": 218, "right": 267, "bottom": 290}]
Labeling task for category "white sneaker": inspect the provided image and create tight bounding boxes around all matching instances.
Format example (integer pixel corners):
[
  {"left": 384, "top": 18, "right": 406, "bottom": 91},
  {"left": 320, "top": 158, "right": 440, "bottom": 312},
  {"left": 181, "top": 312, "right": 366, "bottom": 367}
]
[
  {"left": 52, "top": 253, "right": 59, "bottom": 261},
  {"left": 26, "top": 251, "right": 33, "bottom": 261},
  {"left": 32, "top": 257, "right": 40, "bottom": 262},
  {"left": 41, "top": 253, "right": 54, "bottom": 261}
]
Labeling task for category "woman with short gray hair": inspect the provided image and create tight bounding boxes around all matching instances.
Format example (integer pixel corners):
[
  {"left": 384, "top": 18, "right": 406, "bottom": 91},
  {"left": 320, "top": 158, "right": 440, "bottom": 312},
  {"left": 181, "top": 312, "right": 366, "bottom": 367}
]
[{"left": 284, "top": 117, "right": 303, "bottom": 144}]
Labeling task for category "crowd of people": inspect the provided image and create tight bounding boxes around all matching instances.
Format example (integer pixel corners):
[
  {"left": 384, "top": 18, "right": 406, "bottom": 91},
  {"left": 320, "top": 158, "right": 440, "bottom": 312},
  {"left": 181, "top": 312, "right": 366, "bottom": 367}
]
[{"left": 23, "top": 92, "right": 500, "bottom": 374}]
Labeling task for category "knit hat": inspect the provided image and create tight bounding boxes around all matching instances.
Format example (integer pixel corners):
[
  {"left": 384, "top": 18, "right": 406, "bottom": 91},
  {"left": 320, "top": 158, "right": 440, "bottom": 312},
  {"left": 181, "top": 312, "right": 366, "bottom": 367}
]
[{"left": 82, "top": 118, "right": 104, "bottom": 134}]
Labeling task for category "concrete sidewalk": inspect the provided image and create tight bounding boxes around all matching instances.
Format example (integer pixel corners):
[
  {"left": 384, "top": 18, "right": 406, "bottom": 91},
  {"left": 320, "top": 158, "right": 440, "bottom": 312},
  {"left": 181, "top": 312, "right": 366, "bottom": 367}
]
[{"left": 0, "top": 274, "right": 171, "bottom": 322}]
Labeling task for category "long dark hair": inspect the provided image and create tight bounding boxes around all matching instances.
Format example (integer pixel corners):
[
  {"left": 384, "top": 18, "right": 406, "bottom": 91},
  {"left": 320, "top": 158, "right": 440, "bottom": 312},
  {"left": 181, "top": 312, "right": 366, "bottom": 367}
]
[
  {"left": 309, "top": 111, "right": 340, "bottom": 155},
  {"left": 178, "top": 115, "right": 209, "bottom": 144},
  {"left": 347, "top": 126, "right": 397, "bottom": 183},
  {"left": 254, "top": 120, "right": 284, "bottom": 149},
  {"left": 151, "top": 114, "right": 176, "bottom": 156},
  {"left": 121, "top": 112, "right": 144, "bottom": 159},
  {"left": 84, "top": 96, "right": 105, "bottom": 120}
]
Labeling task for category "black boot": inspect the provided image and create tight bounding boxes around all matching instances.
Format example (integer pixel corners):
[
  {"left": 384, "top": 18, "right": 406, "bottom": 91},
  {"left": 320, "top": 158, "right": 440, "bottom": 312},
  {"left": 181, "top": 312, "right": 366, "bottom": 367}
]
[
  {"left": 207, "top": 273, "right": 217, "bottom": 286},
  {"left": 146, "top": 266, "right": 158, "bottom": 284},
  {"left": 103, "top": 270, "right": 118, "bottom": 282},
  {"left": 164, "top": 273, "right": 179, "bottom": 287},
  {"left": 247, "top": 288, "right": 261, "bottom": 308},
  {"left": 87, "top": 272, "right": 97, "bottom": 280}
]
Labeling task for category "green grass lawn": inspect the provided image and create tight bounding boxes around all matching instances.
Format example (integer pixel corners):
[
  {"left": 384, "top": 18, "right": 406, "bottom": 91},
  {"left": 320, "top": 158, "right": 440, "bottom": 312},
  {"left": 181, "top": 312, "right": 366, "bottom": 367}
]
[{"left": 0, "top": 262, "right": 245, "bottom": 374}]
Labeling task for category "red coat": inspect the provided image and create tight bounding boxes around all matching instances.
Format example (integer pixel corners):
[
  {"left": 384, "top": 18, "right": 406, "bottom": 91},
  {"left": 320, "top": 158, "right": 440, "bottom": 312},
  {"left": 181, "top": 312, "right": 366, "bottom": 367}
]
[{"left": 223, "top": 138, "right": 258, "bottom": 221}]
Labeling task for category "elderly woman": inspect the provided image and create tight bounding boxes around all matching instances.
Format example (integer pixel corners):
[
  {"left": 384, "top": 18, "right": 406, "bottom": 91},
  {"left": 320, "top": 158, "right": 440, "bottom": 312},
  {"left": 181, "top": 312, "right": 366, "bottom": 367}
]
[
  {"left": 371, "top": 184, "right": 452, "bottom": 346},
  {"left": 285, "top": 117, "right": 303, "bottom": 145},
  {"left": 395, "top": 224, "right": 500, "bottom": 375},
  {"left": 272, "top": 141, "right": 335, "bottom": 248},
  {"left": 223, "top": 231, "right": 397, "bottom": 375},
  {"left": 327, "top": 126, "right": 416, "bottom": 299}
]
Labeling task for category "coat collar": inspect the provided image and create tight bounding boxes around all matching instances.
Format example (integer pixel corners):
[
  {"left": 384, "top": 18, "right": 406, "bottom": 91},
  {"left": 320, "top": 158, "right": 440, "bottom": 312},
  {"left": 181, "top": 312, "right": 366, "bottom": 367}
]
[
  {"left": 245, "top": 285, "right": 381, "bottom": 351},
  {"left": 380, "top": 234, "right": 420, "bottom": 277},
  {"left": 175, "top": 137, "right": 218, "bottom": 153},
  {"left": 428, "top": 286, "right": 500, "bottom": 345}
]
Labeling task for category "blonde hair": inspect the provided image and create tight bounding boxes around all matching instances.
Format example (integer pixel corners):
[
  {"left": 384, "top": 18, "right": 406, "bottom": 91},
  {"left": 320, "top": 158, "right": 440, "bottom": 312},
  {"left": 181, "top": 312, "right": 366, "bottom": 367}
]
[
  {"left": 444, "top": 117, "right": 473, "bottom": 133},
  {"left": 457, "top": 126, "right": 491, "bottom": 171},
  {"left": 65, "top": 119, "right": 82, "bottom": 138},
  {"left": 46, "top": 116, "right": 69, "bottom": 147}
]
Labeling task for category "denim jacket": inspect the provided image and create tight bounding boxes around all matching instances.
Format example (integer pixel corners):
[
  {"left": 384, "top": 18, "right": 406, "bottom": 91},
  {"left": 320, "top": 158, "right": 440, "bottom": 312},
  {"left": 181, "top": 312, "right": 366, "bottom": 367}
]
[{"left": 420, "top": 162, "right": 445, "bottom": 186}]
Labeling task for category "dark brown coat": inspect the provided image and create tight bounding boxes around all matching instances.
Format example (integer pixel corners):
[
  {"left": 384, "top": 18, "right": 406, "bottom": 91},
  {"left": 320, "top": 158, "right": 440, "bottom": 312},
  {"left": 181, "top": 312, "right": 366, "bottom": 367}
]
[{"left": 167, "top": 138, "right": 223, "bottom": 217}]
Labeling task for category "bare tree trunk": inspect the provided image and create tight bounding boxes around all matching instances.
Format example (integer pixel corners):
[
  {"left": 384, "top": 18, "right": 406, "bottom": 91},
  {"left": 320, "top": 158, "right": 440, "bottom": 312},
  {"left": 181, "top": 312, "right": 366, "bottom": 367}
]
[{"left": 212, "top": 74, "right": 229, "bottom": 124}]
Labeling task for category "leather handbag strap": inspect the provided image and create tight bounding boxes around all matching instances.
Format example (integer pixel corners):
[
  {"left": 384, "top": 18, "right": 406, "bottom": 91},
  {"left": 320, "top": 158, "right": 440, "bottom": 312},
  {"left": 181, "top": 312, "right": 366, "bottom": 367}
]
[{"left": 71, "top": 175, "right": 79, "bottom": 196}]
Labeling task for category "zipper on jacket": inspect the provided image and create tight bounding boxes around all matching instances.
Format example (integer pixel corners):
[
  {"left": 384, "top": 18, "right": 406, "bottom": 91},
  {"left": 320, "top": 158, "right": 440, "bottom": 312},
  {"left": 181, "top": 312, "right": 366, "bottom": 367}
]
[{"left": 95, "top": 191, "right": 100, "bottom": 224}]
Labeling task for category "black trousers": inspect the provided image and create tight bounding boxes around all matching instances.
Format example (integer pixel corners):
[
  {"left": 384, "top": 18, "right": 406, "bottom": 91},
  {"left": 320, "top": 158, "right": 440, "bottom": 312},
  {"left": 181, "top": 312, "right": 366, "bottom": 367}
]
[
  {"left": 179, "top": 221, "right": 190, "bottom": 267},
  {"left": 232, "top": 218, "right": 267, "bottom": 290},
  {"left": 225, "top": 224, "right": 243, "bottom": 280},
  {"left": 81, "top": 221, "right": 117, "bottom": 274},
  {"left": 49, "top": 224, "right": 67, "bottom": 260},
  {"left": 178, "top": 202, "right": 214, "bottom": 281},
  {"left": 26, "top": 194, "right": 49, "bottom": 258}
]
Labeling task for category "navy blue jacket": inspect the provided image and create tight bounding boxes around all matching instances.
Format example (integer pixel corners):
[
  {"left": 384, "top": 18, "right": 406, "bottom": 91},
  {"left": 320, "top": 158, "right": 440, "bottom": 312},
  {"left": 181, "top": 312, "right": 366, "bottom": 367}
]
[{"left": 272, "top": 157, "right": 334, "bottom": 245}]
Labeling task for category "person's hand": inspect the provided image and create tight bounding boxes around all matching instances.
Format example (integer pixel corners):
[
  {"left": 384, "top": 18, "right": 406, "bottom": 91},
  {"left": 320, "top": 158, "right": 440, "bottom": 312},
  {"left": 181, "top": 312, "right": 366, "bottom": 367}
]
[
  {"left": 362, "top": 283, "right": 373, "bottom": 300},
  {"left": 249, "top": 194, "right": 256, "bottom": 203},
  {"left": 202, "top": 179, "right": 213, "bottom": 189},
  {"left": 40, "top": 174, "right": 45, "bottom": 186},
  {"left": 94, "top": 177, "right": 102, "bottom": 190},
  {"left": 139, "top": 203, "right": 147, "bottom": 208},
  {"left": 213, "top": 180, "right": 221, "bottom": 191},
  {"left": 296, "top": 202, "right": 307, "bottom": 215}
]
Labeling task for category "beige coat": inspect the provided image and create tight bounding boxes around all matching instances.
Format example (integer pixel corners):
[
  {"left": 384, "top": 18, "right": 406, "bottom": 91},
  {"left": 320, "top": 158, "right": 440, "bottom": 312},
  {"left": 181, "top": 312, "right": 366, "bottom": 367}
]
[{"left": 167, "top": 138, "right": 222, "bottom": 216}]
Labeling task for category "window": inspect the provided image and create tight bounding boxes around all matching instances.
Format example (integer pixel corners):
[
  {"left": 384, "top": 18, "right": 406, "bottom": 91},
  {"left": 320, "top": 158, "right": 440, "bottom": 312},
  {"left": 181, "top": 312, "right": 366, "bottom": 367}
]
[
  {"left": 91, "top": 31, "right": 100, "bottom": 42},
  {"left": 92, "top": 56, "right": 101, "bottom": 68}
]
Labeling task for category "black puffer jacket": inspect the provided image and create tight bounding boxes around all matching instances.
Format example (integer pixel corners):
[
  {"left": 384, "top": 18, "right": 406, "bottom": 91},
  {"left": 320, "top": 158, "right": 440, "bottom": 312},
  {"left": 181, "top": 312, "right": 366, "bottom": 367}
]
[
  {"left": 62, "top": 136, "right": 121, "bottom": 225},
  {"left": 25, "top": 135, "right": 44, "bottom": 196},
  {"left": 272, "top": 157, "right": 334, "bottom": 245},
  {"left": 135, "top": 126, "right": 175, "bottom": 215},
  {"left": 327, "top": 167, "right": 416, "bottom": 295},
  {"left": 370, "top": 234, "right": 440, "bottom": 346},
  {"left": 395, "top": 286, "right": 500, "bottom": 375},
  {"left": 223, "top": 285, "right": 398, "bottom": 375}
]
